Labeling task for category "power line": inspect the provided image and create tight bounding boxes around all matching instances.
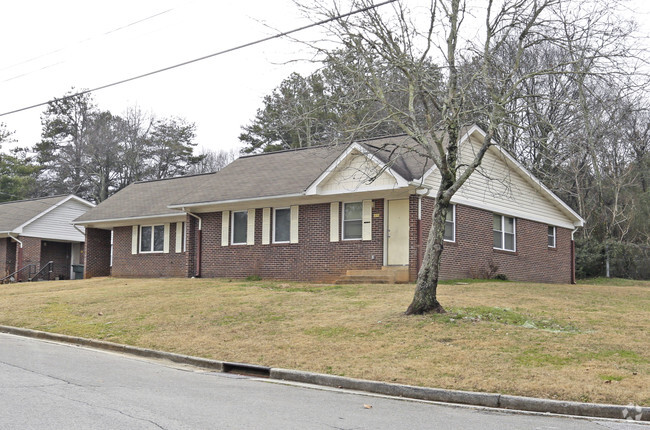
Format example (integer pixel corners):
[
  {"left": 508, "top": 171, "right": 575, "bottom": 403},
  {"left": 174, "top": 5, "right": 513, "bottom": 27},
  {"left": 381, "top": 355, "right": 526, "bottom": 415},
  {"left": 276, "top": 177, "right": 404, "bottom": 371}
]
[{"left": 0, "top": 0, "right": 396, "bottom": 118}]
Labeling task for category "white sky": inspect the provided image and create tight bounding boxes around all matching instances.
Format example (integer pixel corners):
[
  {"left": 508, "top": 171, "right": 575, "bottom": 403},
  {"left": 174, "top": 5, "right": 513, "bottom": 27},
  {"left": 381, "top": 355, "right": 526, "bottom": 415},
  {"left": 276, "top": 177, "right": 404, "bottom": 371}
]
[{"left": 1, "top": 0, "right": 649, "bottom": 155}]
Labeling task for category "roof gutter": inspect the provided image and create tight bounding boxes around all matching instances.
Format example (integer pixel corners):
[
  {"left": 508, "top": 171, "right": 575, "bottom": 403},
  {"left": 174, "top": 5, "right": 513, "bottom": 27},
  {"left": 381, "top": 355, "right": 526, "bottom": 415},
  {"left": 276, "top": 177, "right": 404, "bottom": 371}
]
[
  {"left": 168, "top": 193, "right": 305, "bottom": 210},
  {"left": 184, "top": 209, "right": 202, "bottom": 278}
]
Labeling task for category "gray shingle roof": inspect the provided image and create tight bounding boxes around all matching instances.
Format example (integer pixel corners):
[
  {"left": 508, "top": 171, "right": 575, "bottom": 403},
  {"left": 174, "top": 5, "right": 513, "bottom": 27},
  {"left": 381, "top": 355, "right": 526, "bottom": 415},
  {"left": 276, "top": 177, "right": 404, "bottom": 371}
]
[
  {"left": 0, "top": 195, "right": 70, "bottom": 232},
  {"left": 171, "top": 145, "right": 348, "bottom": 206},
  {"left": 74, "top": 173, "right": 215, "bottom": 223},
  {"left": 75, "top": 135, "right": 433, "bottom": 223}
]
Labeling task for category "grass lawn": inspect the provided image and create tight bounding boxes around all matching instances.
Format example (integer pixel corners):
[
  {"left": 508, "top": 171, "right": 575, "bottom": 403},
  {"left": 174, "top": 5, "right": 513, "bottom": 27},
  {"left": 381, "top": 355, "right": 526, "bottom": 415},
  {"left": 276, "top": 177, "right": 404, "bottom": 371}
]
[{"left": 0, "top": 276, "right": 648, "bottom": 406}]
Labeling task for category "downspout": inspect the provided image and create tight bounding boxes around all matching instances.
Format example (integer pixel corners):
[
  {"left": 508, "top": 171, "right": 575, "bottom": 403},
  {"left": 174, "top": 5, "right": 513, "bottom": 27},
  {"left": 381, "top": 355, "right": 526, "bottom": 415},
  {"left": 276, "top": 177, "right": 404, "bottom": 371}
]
[
  {"left": 412, "top": 186, "right": 431, "bottom": 279},
  {"left": 185, "top": 210, "right": 202, "bottom": 278},
  {"left": 7, "top": 233, "right": 23, "bottom": 280},
  {"left": 571, "top": 227, "right": 579, "bottom": 284}
]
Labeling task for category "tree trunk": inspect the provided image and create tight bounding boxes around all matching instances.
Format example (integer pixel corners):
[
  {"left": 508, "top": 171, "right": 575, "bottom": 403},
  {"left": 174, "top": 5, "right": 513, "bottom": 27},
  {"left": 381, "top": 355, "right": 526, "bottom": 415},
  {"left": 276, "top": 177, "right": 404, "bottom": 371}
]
[{"left": 405, "top": 198, "right": 450, "bottom": 315}]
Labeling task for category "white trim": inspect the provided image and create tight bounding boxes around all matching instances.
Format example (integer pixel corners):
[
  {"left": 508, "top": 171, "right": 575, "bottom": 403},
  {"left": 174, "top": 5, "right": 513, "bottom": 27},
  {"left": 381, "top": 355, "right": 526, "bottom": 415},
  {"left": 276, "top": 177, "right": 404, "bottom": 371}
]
[
  {"left": 221, "top": 211, "right": 229, "bottom": 246},
  {"left": 362, "top": 199, "right": 372, "bottom": 241},
  {"left": 139, "top": 224, "right": 166, "bottom": 253},
  {"left": 247, "top": 209, "right": 255, "bottom": 245},
  {"left": 444, "top": 204, "right": 456, "bottom": 243},
  {"left": 231, "top": 210, "right": 248, "bottom": 245},
  {"left": 175, "top": 222, "right": 183, "bottom": 253},
  {"left": 290, "top": 205, "right": 299, "bottom": 244},
  {"left": 167, "top": 193, "right": 304, "bottom": 210},
  {"left": 304, "top": 143, "right": 409, "bottom": 196},
  {"left": 450, "top": 195, "right": 576, "bottom": 230},
  {"left": 131, "top": 225, "right": 138, "bottom": 254},
  {"left": 272, "top": 207, "right": 290, "bottom": 244},
  {"left": 74, "top": 212, "right": 186, "bottom": 226},
  {"left": 330, "top": 202, "right": 339, "bottom": 242},
  {"left": 262, "top": 208, "right": 271, "bottom": 245},
  {"left": 342, "top": 201, "right": 363, "bottom": 241},
  {"left": 493, "top": 214, "right": 516, "bottom": 252},
  {"left": 548, "top": 225, "right": 557, "bottom": 248}
]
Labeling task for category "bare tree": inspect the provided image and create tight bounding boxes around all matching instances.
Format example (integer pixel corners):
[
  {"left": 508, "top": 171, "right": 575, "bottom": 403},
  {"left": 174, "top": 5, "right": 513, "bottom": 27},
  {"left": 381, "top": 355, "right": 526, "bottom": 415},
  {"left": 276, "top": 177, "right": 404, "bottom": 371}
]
[
  {"left": 301, "top": 0, "right": 640, "bottom": 313},
  {"left": 188, "top": 148, "right": 238, "bottom": 174}
]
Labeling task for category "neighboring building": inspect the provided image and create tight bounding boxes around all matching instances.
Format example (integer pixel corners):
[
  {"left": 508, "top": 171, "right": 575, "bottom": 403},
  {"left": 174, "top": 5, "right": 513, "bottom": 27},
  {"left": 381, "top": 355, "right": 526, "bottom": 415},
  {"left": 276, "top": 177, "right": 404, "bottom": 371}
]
[
  {"left": 74, "top": 126, "right": 584, "bottom": 283},
  {"left": 0, "top": 195, "right": 94, "bottom": 281}
]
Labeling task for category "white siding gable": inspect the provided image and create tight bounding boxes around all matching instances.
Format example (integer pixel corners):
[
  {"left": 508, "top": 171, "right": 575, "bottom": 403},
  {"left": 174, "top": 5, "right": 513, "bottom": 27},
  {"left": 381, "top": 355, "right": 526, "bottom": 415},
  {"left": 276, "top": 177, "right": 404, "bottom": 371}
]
[
  {"left": 424, "top": 137, "right": 575, "bottom": 228},
  {"left": 317, "top": 151, "right": 398, "bottom": 194},
  {"left": 21, "top": 199, "right": 89, "bottom": 241}
]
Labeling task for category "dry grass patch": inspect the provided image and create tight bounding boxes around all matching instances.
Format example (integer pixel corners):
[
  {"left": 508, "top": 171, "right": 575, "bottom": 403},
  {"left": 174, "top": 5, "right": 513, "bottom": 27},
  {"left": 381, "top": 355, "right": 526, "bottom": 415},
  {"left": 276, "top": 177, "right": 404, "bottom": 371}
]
[{"left": 0, "top": 277, "right": 648, "bottom": 406}]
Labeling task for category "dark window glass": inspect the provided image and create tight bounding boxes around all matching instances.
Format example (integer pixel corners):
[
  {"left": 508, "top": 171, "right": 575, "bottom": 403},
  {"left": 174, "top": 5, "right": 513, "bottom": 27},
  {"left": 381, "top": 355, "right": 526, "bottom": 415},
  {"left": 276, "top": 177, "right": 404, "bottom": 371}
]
[
  {"left": 274, "top": 208, "right": 290, "bottom": 242},
  {"left": 233, "top": 211, "right": 248, "bottom": 244}
]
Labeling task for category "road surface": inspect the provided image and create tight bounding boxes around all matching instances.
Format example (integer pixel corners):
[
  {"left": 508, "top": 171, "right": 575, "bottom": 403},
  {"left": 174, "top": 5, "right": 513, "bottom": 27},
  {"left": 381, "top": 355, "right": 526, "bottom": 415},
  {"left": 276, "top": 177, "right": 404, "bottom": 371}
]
[{"left": 0, "top": 333, "right": 646, "bottom": 429}]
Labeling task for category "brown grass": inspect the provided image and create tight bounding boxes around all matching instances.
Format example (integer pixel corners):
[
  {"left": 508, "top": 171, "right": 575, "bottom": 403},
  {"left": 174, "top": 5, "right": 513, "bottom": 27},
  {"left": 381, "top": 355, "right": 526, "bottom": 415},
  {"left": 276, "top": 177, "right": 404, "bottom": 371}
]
[{"left": 0, "top": 277, "right": 648, "bottom": 405}]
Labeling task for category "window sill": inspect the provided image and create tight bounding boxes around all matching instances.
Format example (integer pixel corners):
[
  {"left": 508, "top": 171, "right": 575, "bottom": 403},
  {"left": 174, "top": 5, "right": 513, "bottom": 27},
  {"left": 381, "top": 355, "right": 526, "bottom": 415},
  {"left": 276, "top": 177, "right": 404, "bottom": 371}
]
[
  {"left": 139, "top": 251, "right": 164, "bottom": 254},
  {"left": 493, "top": 248, "right": 517, "bottom": 255}
]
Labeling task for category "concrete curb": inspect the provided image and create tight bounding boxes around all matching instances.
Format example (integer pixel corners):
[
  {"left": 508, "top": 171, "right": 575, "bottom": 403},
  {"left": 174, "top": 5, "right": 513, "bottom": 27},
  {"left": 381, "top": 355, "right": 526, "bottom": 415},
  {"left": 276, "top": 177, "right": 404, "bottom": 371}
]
[{"left": 1, "top": 325, "right": 647, "bottom": 422}]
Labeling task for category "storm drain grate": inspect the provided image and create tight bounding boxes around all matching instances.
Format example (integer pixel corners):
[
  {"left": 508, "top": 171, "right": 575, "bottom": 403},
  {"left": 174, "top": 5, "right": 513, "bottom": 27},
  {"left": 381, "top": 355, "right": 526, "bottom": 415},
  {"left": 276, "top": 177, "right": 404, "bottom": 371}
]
[{"left": 222, "top": 362, "right": 271, "bottom": 378}]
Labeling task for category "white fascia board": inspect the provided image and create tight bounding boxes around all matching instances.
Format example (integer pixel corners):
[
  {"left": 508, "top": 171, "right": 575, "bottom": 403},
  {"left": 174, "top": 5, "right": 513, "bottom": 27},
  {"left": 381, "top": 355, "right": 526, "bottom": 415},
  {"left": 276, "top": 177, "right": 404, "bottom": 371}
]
[
  {"left": 73, "top": 212, "right": 186, "bottom": 226},
  {"left": 16, "top": 194, "right": 95, "bottom": 232},
  {"left": 167, "top": 193, "right": 305, "bottom": 210},
  {"left": 449, "top": 195, "right": 577, "bottom": 230},
  {"left": 304, "top": 143, "right": 409, "bottom": 195}
]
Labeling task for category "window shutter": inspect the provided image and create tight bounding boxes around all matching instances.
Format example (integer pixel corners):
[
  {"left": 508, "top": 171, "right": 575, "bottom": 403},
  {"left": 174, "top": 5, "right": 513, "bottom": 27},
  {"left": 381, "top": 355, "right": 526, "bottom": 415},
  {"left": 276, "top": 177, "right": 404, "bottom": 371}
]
[
  {"left": 131, "top": 226, "right": 138, "bottom": 254},
  {"left": 247, "top": 209, "right": 255, "bottom": 245},
  {"left": 362, "top": 200, "right": 372, "bottom": 241},
  {"left": 262, "top": 208, "right": 271, "bottom": 245},
  {"left": 330, "top": 202, "right": 339, "bottom": 242},
  {"left": 175, "top": 222, "right": 183, "bottom": 253},
  {"left": 290, "top": 205, "right": 299, "bottom": 244},
  {"left": 222, "top": 211, "right": 230, "bottom": 246},
  {"left": 163, "top": 223, "right": 170, "bottom": 253}
]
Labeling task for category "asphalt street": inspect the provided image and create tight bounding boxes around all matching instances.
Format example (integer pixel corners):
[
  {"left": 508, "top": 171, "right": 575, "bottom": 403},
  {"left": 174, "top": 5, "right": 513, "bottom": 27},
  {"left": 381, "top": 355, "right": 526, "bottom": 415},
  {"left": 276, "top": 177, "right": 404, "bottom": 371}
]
[{"left": 0, "top": 333, "right": 647, "bottom": 429}]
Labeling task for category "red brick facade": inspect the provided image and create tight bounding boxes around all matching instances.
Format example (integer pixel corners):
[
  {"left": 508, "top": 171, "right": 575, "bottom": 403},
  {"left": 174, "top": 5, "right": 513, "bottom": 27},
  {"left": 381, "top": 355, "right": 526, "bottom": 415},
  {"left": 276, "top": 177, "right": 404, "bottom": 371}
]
[
  {"left": 40, "top": 240, "right": 72, "bottom": 280},
  {"left": 94, "top": 196, "right": 574, "bottom": 284},
  {"left": 84, "top": 228, "right": 112, "bottom": 278},
  {"left": 410, "top": 196, "right": 572, "bottom": 283},
  {"left": 0, "top": 238, "right": 16, "bottom": 277},
  {"left": 111, "top": 224, "right": 188, "bottom": 277}
]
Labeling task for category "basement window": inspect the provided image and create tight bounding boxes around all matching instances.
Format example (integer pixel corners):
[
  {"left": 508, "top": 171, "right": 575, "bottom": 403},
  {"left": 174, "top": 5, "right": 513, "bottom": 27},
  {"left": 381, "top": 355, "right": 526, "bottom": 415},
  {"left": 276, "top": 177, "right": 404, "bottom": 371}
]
[{"left": 140, "top": 225, "right": 164, "bottom": 253}]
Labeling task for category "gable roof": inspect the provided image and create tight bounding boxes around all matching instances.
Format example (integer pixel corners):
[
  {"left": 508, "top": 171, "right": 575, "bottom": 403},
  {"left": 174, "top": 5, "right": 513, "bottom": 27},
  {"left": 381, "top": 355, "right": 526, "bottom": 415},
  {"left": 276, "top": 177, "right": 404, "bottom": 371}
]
[{"left": 0, "top": 195, "right": 93, "bottom": 233}]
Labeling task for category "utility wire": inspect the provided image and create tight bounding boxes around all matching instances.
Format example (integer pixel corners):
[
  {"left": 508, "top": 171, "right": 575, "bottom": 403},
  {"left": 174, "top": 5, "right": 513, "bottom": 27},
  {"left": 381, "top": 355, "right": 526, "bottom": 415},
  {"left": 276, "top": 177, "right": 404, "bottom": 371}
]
[{"left": 0, "top": 0, "right": 396, "bottom": 118}]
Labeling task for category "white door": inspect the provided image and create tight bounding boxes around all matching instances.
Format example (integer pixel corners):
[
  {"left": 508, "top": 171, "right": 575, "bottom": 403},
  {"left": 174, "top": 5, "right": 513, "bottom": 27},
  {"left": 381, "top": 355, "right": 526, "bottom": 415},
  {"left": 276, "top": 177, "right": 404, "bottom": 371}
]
[{"left": 387, "top": 199, "right": 409, "bottom": 265}]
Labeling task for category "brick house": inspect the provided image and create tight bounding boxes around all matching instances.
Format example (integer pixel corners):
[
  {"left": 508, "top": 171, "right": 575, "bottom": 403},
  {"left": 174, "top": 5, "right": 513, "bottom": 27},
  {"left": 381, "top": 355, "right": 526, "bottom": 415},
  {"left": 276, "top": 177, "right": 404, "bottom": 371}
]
[
  {"left": 74, "top": 126, "right": 584, "bottom": 283},
  {"left": 0, "top": 195, "right": 94, "bottom": 281}
]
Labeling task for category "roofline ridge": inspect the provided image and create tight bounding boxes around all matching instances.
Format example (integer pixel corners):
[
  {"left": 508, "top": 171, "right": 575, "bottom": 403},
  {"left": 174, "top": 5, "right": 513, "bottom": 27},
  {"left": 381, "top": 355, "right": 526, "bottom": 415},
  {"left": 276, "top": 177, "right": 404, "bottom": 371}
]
[
  {"left": 0, "top": 194, "right": 68, "bottom": 206},
  {"left": 133, "top": 171, "right": 218, "bottom": 185}
]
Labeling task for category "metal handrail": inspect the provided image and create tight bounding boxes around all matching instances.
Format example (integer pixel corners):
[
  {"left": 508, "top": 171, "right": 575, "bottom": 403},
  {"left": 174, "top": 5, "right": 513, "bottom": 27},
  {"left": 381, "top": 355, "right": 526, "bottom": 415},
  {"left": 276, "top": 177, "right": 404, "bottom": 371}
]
[
  {"left": 29, "top": 261, "right": 54, "bottom": 282},
  {"left": 1, "top": 264, "right": 36, "bottom": 284}
]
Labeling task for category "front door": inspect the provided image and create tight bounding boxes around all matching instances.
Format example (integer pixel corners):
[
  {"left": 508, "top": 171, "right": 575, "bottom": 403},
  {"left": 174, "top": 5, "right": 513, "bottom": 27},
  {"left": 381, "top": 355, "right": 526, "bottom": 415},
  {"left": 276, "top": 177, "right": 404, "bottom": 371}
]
[{"left": 387, "top": 199, "right": 409, "bottom": 265}]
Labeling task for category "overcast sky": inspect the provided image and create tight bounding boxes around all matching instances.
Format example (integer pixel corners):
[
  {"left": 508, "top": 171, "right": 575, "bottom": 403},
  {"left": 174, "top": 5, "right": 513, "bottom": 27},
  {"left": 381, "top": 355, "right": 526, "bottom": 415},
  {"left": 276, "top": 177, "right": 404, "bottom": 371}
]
[{"left": 1, "top": 0, "right": 649, "bottom": 155}]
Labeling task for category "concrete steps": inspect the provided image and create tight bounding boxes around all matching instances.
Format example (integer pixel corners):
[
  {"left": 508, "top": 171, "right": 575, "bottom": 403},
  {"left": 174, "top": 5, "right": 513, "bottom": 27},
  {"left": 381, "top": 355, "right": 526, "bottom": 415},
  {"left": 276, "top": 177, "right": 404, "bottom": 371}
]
[{"left": 335, "top": 266, "right": 410, "bottom": 284}]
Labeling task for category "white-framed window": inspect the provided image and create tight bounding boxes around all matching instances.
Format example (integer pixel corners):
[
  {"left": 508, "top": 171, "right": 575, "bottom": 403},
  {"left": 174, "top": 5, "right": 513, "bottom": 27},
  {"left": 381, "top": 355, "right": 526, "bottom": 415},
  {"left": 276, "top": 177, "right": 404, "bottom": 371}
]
[
  {"left": 444, "top": 205, "right": 456, "bottom": 242},
  {"left": 493, "top": 214, "right": 516, "bottom": 252},
  {"left": 179, "top": 222, "right": 187, "bottom": 252},
  {"left": 140, "top": 225, "right": 165, "bottom": 253},
  {"left": 548, "top": 225, "right": 556, "bottom": 248},
  {"left": 231, "top": 210, "right": 248, "bottom": 245},
  {"left": 342, "top": 202, "right": 363, "bottom": 240},
  {"left": 273, "top": 207, "right": 291, "bottom": 243}
]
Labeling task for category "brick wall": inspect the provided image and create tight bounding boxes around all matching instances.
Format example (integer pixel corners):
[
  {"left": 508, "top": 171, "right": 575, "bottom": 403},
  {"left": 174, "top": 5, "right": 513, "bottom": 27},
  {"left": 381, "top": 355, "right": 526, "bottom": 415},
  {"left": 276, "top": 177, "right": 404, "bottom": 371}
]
[
  {"left": 0, "top": 238, "right": 8, "bottom": 276},
  {"left": 111, "top": 223, "right": 188, "bottom": 278},
  {"left": 84, "top": 228, "right": 111, "bottom": 278},
  {"left": 40, "top": 240, "right": 71, "bottom": 280},
  {"left": 410, "top": 196, "right": 573, "bottom": 283},
  {"left": 17, "top": 236, "right": 41, "bottom": 281},
  {"left": 198, "top": 200, "right": 384, "bottom": 282}
]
